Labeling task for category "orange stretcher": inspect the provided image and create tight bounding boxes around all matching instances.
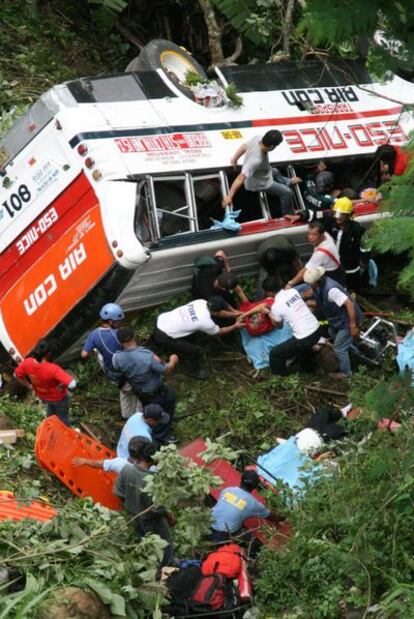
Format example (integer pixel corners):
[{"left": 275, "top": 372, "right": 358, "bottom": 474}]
[
  {"left": 35, "top": 416, "right": 121, "bottom": 510},
  {"left": 180, "top": 438, "right": 291, "bottom": 547},
  {"left": 0, "top": 490, "right": 57, "bottom": 522}
]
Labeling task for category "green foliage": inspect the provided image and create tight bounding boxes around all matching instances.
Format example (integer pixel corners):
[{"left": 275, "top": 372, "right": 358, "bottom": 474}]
[
  {"left": 366, "top": 141, "right": 414, "bottom": 296},
  {"left": 145, "top": 444, "right": 223, "bottom": 554},
  {"left": 0, "top": 499, "right": 166, "bottom": 617},
  {"left": 300, "top": 0, "right": 414, "bottom": 75},
  {"left": 224, "top": 83, "right": 244, "bottom": 108},
  {"left": 256, "top": 422, "right": 414, "bottom": 617},
  {"left": 211, "top": 0, "right": 268, "bottom": 46}
]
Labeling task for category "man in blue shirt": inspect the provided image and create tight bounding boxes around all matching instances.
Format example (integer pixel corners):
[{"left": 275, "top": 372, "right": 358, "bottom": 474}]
[
  {"left": 117, "top": 404, "right": 170, "bottom": 457},
  {"left": 81, "top": 304, "right": 141, "bottom": 419},
  {"left": 113, "top": 327, "right": 178, "bottom": 443},
  {"left": 210, "top": 470, "right": 272, "bottom": 543}
]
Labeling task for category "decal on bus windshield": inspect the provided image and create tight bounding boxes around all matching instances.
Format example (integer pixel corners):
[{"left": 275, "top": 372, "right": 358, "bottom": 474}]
[{"left": 115, "top": 132, "right": 211, "bottom": 153}]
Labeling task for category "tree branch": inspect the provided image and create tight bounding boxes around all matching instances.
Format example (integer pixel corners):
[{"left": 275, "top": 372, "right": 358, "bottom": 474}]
[{"left": 197, "top": 0, "right": 225, "bottom": 65}]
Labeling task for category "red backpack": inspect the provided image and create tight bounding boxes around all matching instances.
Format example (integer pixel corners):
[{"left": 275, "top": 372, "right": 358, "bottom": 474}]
[
  {"left": 201, "top": 543, "right": 243, "bottom": 578},
  {"left": 189, "top": 573, "right": 229, "bottom": 612}
]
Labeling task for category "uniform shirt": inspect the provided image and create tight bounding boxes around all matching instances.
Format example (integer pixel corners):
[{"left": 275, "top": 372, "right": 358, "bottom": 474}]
[
  {"left": 306, "top": 233, "right": 340, "bottom": 272},
  {"left": 211, "top": 486, "right": 270, "bottom": 533},
  {"left": 157, "top": 300, "right": 220, "bottom": 339},
  {"left": 271, "top": 289, "right": 319, "bottom": 339},
  {"left": 303, "top": 178, "right": 335, "bottom": 211},
  {"left": 103, "top": 456, "right": 128, "bottom": 474},
  {"left": 117, "top": 412, "right": 152, "bottom": 458},
  {"left": 82, "top": 327, "right": 121, "bottom": 380},
  {"left": 112, "top": 347, "right": 166, "bottom": 393},
  {"left": 14, "top": 358, "right": 75, "bottom": 402},
  {"left": 242, "top": 136, "right": 273, "bottom": 192}
]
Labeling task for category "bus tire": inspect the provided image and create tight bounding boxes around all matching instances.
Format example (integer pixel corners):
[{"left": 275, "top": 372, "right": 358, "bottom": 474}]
[{"left": 125, "top": 39, "right": 207, "bottom": 88}]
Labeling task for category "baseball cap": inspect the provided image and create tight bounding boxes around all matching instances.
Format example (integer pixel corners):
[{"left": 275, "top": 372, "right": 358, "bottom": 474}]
[
  {"left": 143, "top": 404, "right": 170, "bottom": 425},
  {"left": 303, "top": 266, "right": 325, "bottom": 285},
  {"left": 207, "top": 295, "right": 228, "bottom": 313},
  {"left": 241, "top": 469, "right": 260, "bottom": 490}
]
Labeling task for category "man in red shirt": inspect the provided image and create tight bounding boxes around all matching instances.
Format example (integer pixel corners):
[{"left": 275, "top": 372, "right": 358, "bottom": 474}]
[{"left": 14, "top": 340, "right": 76, "bottom": 426}]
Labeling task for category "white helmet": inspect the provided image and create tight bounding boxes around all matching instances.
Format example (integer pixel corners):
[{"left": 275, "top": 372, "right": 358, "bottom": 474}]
[{"left": 296, "top": 428, "right": 323, "bottom": 456}]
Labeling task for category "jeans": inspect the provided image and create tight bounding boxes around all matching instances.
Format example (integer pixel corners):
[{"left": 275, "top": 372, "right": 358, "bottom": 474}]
[
  {"left": 331, "top": 327, "right": 353, "bottom": 376},
  {"left": 265, "top": 169, "right": 294, "bottom": 215},
  {"left": 269, "top": 327, "right": 321, "bottom": 375},
  {"left": 44, "top": 395, "right": 71, "bottom": 426}
]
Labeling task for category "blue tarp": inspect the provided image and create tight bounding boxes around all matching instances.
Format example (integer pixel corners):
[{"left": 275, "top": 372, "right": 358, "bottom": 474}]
[
  {"left": 241, "top": 323, "right": 293, "bottom": 369},
  {"left": 396, "top": 331, "right": 414, "bottom": 386},
  {"left": 257, "top": 436, "right": 324, "bottom": 498}
]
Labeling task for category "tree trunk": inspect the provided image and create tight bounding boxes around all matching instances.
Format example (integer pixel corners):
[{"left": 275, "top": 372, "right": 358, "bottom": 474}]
[
  {"left": 281, "top": 0, "right": 295, "bottom": 57},
  {"left": 197, "top": 0, "right": 225, "bottom": 64}
]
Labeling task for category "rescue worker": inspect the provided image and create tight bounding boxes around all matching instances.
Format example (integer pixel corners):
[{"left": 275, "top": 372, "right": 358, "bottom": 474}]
[
  {"left": 222, "top": 130, "right": 301, "bottom": 216},
  {"left": 303, "top": 266, "right": 362, "bottom": 379},
  {"left": 286, "top": 198, "right": 370, "bottom": 290},
  {"left": 210, "top": 470, "right": 272, "bottom": 543},
  {"left": 329, "top": 198, "right": 371, "bottom": 291},
  {"left": 73, "top": 435, "right": 153, "bottom": 475},
  {"left": 285, "top": 221, "right": 346, "bottom": 288},
  {"left": 152, "top": 296, "right": 244, "bottom": 380},
  {"left": 81, "top": 303, "right": 141, "bottom": 419},
  {"left": 115, "top": 440, "right": 175, "bottom": 565},
  {"left": 268, "top": 276, "right": 321, "bottom": 375},
  {"left": 112, "top": 327, "right": 178, "bottom": 443}
]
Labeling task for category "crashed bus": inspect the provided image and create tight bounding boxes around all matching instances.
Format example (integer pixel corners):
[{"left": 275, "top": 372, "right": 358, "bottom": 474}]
[{"left": 0, "top": 40, "right": 413, "bottom": 363}]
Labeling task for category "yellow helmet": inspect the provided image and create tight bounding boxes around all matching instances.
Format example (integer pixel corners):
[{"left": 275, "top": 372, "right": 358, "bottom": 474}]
[{"left": 333, "top": 197, "right": 353, "bottom": 215}]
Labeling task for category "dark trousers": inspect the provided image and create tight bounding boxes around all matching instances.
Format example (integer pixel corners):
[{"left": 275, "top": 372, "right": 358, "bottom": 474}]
[
  {"left": 269, "top": 327, "right": 321, "bottom": 375},
  {"left": 307, "top": 407, "right": 345, "bottom": 441},
  {"left": 153, "top": 326, "right": 201, "bottom": 370},
  {"left": 136, "top": 515, "right": 174, "bottom": 565},
  {"left": 43, "top": 396, "right": 71, "bottom": 426},
  {"left": 140, "top": 383, "right": 176, "bottom": 443}
]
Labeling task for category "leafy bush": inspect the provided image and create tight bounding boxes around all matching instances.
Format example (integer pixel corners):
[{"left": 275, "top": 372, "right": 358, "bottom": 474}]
[{"left": 256, "top": 411, "right": 414, "bottom": 617}]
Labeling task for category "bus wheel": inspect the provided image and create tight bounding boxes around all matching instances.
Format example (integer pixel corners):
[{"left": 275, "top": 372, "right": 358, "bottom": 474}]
[{"left": 125, "top": 39, "right": 207, "bottom": 89}]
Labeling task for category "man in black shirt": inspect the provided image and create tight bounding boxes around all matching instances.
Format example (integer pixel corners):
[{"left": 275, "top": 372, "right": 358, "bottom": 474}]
[{"left": 191, "top": 250, "right": 245, "bottom": 325}]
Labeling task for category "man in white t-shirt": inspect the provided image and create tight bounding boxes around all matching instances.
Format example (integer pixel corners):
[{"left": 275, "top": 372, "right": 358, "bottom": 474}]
[
  {"left": 222, "top": 131, "right": 301, "bottom": 216},
  {"left": 152, "top": 296, "right": 244, "bottom": 379},
  {"left": 286, "top": 221, "right": 346, "bottom": 289},
  {"left": 303, "top": 266, "right": 361, "bottom": 379},
  {"left": 268, "top": 279, "right": 321, "bottom": 375}
]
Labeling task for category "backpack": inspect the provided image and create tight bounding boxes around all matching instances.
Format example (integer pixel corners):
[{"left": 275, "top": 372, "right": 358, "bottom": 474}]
[
  {"left": 188, "top": 573, "right": 230, "bottom": 613},
  {"left": 201, "top": 543, "right": 243, "bottom": 579},
  {"left": 167, "top": 568, "right": 235, "bottom": 615}
]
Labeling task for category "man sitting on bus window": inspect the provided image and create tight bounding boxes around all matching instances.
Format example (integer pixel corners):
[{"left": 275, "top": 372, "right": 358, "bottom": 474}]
[{"left": 222, "top": 130, "right": 302, "bottom": 216}]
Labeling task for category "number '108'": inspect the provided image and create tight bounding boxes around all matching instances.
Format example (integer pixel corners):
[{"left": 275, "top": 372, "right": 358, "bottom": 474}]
[{"left": 2, "top": 184, "right": 31, "bottom": 218}]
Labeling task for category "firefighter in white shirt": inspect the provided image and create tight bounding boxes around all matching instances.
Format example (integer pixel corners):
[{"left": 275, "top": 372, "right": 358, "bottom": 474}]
[{"left": 152, "top": 296, "right": 244, "bottom": 379}]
